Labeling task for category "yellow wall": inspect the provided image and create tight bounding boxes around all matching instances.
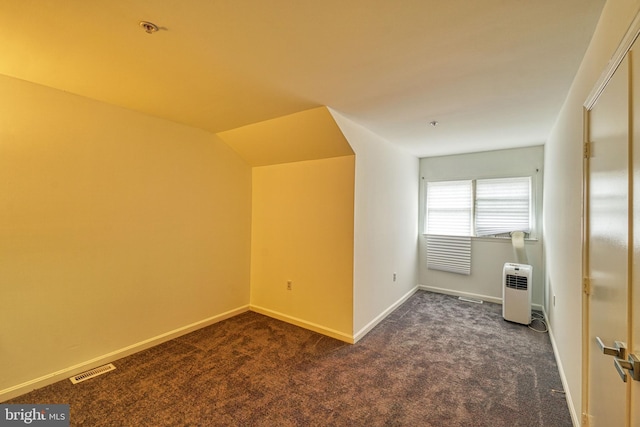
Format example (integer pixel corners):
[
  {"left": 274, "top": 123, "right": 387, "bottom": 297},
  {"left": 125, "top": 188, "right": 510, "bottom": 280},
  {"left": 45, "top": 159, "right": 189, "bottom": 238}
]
[
  {"left": 250, "top": 156, "right": 355, "bottom": 340},
  {"left": 0, "top": 74, "right": 252, "bottom": 396},
  {"left": 0, "top": 67, "right": 358, "bottom": 398}
]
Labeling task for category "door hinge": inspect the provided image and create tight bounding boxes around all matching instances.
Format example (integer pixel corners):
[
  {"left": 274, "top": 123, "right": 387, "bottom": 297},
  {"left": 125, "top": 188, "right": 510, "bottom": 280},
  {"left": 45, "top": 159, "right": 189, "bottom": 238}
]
[
  {"left": 584, "top": 142, "right": 592, "bottom": 158},
  {"left": 582, "top": 412, "right": 591, "bottom": 427},
  {"left": 583, "top": 277, "right": 591, "bottom": 295}
]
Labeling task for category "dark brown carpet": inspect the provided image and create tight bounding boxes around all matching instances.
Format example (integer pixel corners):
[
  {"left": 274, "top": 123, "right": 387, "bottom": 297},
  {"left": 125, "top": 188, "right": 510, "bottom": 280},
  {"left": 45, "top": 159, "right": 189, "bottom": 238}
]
[{"left": 8, "top": 291, "right": 572, "bottom": 426}]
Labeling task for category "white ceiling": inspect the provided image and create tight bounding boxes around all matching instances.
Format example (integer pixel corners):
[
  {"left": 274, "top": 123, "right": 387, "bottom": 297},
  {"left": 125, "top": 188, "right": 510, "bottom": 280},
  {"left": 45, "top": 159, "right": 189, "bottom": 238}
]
[{"left": 0, "top": 1, "right": 605, "bottom": 157}]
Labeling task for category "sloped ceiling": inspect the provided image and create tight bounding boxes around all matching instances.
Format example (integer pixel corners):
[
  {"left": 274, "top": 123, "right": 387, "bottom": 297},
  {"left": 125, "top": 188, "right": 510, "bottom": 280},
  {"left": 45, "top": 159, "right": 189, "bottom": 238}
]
[
  {"left": 0, "top": 1, "right": 605, "bottom": 157},
  {"left": 218, "top": 107, "right": 353, "bottom": 167}
]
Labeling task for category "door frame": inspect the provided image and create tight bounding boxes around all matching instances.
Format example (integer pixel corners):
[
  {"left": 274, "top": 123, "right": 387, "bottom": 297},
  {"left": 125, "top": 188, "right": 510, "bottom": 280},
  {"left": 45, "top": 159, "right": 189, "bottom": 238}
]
[{"left": 582, "top": 10, "right": 640, "bottom": 426}]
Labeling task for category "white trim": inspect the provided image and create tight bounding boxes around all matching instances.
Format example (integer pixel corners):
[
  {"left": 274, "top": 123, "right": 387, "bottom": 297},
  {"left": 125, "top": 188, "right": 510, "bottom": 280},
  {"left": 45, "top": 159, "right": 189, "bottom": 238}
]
[
  {"left": 352, "top": 286, "right": 420, "bottom": 343},
  {"left": 419, "top": 284, "right": 543, "bottom": 312},
  {"left": 543, "top": 306, "right": 579, "bottom": 427},
  {"left": 250, "top": 305, "right": 354, "bottom": 343},
  {"left": 419, "top": 284, "right": 502, "bottom": 305},
  {"left": 584, "top": 11, "right": 640, "bottom": 110},
  {"left": 0, "top": 305, "right": 250, "bottom": 402}
]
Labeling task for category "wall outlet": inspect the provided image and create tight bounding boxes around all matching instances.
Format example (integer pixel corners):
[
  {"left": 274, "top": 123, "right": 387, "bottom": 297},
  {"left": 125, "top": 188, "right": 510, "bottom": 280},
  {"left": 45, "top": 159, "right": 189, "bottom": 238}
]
[
  {"left": 393, "top": 272, "right": 397, "bottom": 282},
  {"left": 287, "top": 280, "right": 292, "bottom": 291}
]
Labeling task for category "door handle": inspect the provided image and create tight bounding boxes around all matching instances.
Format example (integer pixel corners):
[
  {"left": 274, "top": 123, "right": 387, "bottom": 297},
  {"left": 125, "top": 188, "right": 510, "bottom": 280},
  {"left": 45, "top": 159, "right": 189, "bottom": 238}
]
[
  {"left": 613, "top": 354, "right": 640, "bottom": 382},
  {"left": 596, "top": 336, "right": 627, "bottom": 359}
]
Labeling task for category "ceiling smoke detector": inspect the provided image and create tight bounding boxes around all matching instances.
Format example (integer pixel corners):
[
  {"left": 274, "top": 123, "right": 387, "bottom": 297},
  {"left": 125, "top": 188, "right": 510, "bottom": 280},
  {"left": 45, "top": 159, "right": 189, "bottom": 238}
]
[{"left": 139, "top": 21, "right": 159, "bottom": 34}]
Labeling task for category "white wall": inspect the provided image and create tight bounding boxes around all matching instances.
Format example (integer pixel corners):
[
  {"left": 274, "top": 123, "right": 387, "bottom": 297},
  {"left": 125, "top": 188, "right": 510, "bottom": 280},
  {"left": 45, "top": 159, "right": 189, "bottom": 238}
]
[
  {"left": 544, "top": 0, "right": 640, "bottom": 421},
  {"left": 330, "top": 110, "right": 420, "bottom": 340},
  {"left": 418, "top": 146, "right": 544, "bottom": 306},
  {"left": 0, "top": 74, "right": 252, "bottom": 400}
]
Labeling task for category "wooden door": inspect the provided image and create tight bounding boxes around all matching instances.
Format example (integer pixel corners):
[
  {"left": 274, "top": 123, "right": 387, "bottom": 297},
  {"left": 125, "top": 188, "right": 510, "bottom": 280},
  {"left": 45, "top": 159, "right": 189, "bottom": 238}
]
[
  {"left": 584, "top": 40, "right": 640, "bottom": 426},
  {"left": 585, "top": 53, "right": 629, "bottom": 427}
]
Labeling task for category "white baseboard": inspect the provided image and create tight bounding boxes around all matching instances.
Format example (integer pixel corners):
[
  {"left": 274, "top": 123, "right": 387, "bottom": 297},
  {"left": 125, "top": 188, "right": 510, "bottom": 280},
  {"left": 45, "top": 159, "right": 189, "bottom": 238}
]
[
  {"left": 0, "top": 305, "right": 250, "bottom": 403},
  {"left": 418, "top": 284, "right": 543, "bottom": 312},
  {"left": 353, "top": 286, "right": 419, "bottom": 343},
  {"left": 543, "top": 307, "right": 579, "bottom": 427},
  {"left": 251, "top": 287, "right": 420, "bottom": 344},
  {"left": 419, "top": 284, "right": 502, "bottom": 304},
  {"left": 249, "top": 305, "right": 354, "bottom": 343}
]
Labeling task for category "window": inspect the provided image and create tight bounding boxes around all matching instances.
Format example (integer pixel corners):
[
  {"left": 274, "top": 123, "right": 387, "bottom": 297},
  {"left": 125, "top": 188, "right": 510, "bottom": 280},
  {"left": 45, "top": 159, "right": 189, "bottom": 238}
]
[
  {"left": 425, "top": 176, "right": 532, "bottom": 237},
  {"left": 425, "top": 180, "right": 473, "bottom": 236},
  {"left": 475, "top": 177, "right": 531, "bottom": 236}
]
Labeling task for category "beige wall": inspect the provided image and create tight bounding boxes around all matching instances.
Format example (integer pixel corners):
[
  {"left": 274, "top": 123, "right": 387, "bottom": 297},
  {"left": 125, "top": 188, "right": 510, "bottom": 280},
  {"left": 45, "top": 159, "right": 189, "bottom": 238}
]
[
  {"left": 250, "top": 156, "right": 355, "bottom": 340},
  {"left": 0, "top": 74, "right": 252, "bottom": 398},
  {"left": 543, "top": 0, "right": 640, "bottom": 422}
]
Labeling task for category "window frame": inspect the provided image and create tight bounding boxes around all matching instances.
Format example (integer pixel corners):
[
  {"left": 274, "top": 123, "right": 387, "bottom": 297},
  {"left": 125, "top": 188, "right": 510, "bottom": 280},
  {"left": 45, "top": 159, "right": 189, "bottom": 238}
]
[{"left": 423, "top": 174, "right": 536, "bottom": 239}]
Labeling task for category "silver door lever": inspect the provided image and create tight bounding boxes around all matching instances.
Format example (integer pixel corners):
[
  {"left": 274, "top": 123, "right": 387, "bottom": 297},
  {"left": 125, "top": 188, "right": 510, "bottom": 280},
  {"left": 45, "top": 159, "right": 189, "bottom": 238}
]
[
  {"left": 614, "top": 354, "right": 640, "bottom": 382},
  {"left": 596, "top": 336, "right": 627, "bottom": 359}
]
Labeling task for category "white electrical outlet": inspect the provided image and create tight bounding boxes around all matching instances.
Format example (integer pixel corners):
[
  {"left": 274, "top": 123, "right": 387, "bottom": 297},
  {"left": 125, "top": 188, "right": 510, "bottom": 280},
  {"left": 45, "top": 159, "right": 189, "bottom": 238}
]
[{"left": 393, "top": 272, "right": 397, "bottom": 282}]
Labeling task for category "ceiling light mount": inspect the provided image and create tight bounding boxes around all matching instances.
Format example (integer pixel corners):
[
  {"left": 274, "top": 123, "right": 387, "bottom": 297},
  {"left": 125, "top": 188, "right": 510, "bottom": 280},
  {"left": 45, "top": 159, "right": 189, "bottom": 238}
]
[{"left": 139, "top": 21, "right": 159, "bottom": 34}]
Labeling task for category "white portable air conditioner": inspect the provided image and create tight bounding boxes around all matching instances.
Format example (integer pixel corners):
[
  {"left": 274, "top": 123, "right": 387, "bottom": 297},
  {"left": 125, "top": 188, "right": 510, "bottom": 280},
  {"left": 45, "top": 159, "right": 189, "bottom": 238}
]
[{"left": 502, "top": 263, "right": 532, "bottom": 325}]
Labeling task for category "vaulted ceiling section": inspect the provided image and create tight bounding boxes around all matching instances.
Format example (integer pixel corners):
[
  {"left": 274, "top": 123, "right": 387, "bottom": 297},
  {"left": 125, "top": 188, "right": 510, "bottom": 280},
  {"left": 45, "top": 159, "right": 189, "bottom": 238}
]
[{"left": 0, "top": 1, "right": 606, "bottom": 158}]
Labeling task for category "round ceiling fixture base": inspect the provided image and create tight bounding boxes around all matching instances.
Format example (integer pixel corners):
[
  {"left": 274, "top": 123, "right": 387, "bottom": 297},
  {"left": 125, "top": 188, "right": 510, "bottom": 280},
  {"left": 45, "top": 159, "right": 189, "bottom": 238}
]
[{"left": 139, "top": 21, "right": 159, "bottom": 34}]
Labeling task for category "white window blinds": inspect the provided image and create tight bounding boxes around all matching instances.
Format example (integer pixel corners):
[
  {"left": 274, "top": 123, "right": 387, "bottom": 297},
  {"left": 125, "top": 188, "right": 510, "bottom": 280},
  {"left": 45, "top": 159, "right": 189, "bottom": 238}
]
[
  {"left": 475, "top": 177, "right": 531, "bottom": 236},
  {"left": 425, "top": 180, "right": 473, "bottom": 236},
  {"left": 426, "top": 235, "right": 471, "bottom": 275}
]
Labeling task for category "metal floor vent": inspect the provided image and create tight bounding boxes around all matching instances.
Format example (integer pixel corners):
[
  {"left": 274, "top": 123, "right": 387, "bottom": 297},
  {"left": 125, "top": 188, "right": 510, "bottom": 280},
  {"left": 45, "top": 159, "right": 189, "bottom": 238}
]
[
  {"left": 458, "top": 296, "right": 483, "bottom": 304},
  {"left": 69, "top": 363, "right": 116, "bottom": 384}
]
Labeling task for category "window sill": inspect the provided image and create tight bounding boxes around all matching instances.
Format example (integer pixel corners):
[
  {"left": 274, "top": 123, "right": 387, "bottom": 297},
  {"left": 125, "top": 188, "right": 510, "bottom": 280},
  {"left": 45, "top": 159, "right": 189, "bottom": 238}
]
[
  {"left": 421, "top": 234, "right": 539, "bottom": 243},
  {"left": 472, "top": 235, "right": 539, "bottom": 243}
]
